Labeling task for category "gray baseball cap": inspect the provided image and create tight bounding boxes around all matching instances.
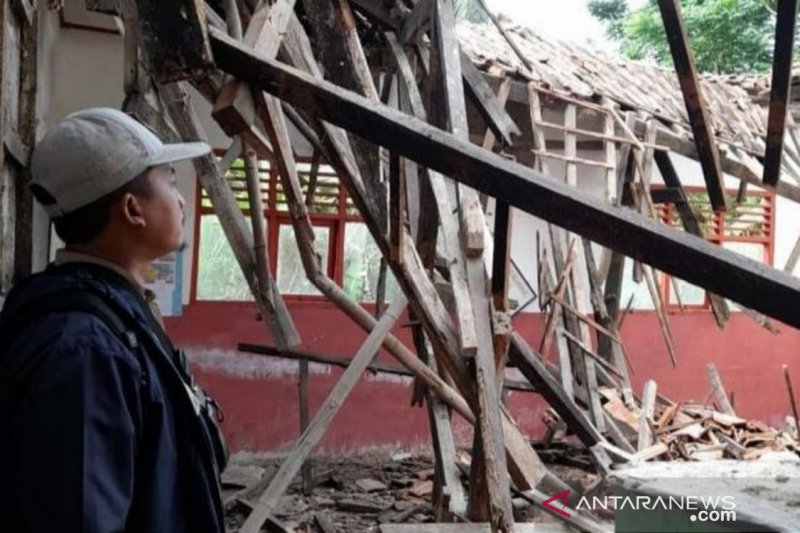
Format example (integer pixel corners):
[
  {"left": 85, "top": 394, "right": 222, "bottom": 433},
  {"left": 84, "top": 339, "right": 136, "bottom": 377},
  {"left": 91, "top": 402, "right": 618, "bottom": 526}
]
[{"left": 31, "top": 107, "right": 211, "bottom": 217}]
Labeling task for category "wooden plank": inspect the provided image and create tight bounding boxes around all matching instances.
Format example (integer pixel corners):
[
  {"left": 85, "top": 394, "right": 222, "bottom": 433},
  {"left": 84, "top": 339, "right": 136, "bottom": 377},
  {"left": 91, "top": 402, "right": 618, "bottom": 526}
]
[
  {"left": 399, "top": 0, "right": 432, "bottom": 45},
  {"left": 461, "top": 51, "right": 520, "bottom": 147},
  {"left": 299, "top": 356, "right": 312, "bottom": 495},
  {"left": 12, "top": 0, "right": 36, "bottom": 283},
  {"left": 763, "top": 0, "right": 799, "bottom": 186},
  {"left": 386, "top": 31, "right": 478, "bottom": 357},
  {"left": 604, "top": 108, "right": 617, "bottom": 203},
  {"left": 509, "top": 334, "right": 603, "bottom": 449},
  {"left": 298, "top": 0, "right": 385, "bottom": 231},
  {"left": 10, "top": 0, "right": 32, "bottom": 26},
  {"left": 158, "top": 80, "right": 303, "bottom": 347},
  {"left": 209, "top": 27, "right": 800, "bottom": 341},
  {"left": 784, "top": 364, "right": 800, "bottom": 440},
  {"left": 491, "top": 201, "right": 513, "bottom": 380},
  {"left": 656, "top": 0, "right": 727, "bottom": 211},
  {"left": 389, "top": 152, "right": 406, "bottom": 262},
  {"left": 654, "top": 150, "right": 730, "bottom": 327},
  {"left": 212, "top": 0, "right": 296, "bottom": 137},
  {"left": 530, "top": 149, "right": 614, "bottom": 170},
  {"left": 564, "top": 104, "right": 578, "bottom": 186},
  {"left": 272, "top": 26, "right": 551, "bottom": 495},
  {"left": 415, "top": 330, "right": 468, "bottom": 519},
  {"left": 582, "top": 238, "right": 634, "bottom": 405},
  {"left": 430, "top": 0, "right": 485, "bottom": 256},
  {"left": 643, "top": 265, "right": 677, "bottom": 367},
  {"left": 244, "top": 147, "right": 301, "bottom": 348},
  {"left": 472, "top": 0, "right": 533, "bottom": 72},
  {"left": 240, "top": 297, "right": 408, "bottom": 533},
  {"left": 431, "top": 5, "right": 512, "bottom": 523},
  {"left": 348, "top": 0, "right": 396, "bottom": 29},
  {"left": 132, "top": 0, "right": 213, "bottom": 82},
  {"left": 637, "top": 380, "right": 657, "bottom": 451},
  {"left": 706, "top": 363, "right": 736, "bottom": 416}
]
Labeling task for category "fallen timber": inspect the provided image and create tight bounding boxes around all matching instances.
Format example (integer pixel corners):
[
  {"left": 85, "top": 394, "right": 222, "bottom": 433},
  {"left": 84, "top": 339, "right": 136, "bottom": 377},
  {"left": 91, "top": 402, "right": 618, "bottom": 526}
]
[{"left": 210, "top": 27, "right": 800, "bottom": 330}]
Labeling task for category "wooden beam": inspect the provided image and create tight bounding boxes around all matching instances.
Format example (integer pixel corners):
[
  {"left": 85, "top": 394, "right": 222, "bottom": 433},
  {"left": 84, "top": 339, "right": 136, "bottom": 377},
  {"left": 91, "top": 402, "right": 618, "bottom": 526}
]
[
  {"left": 414, "top": 329, "right": 468, "bottom": 519},
  {"left": 656, "top": 0, "right": 727, "bottom": 211},
  {"left": 158, "top": 90, "right": 300, "bottom": 349},
  {"left": 256, "top": 43, "right": 553, "bottom": 493},
  {"left": 763, "top": 0, "right": 799, "bottom": 186},
  {"left": 209, "top": 28, "right": 800, "bottom": 330},
  {"left": 240, "top": 297, "right": 408, "bottom": 533},
  {"left": 399, "top": 0, "right": 432, "bottom": 45},
  {"left": 237, "top": 342, "right": 537, "bottom": 393},
  {"left": 637, "top": 380, "right": 657, "bottom": 451},
  {"left": 654, "top": 150, "right": 730, "bottom": 328},
  {"left": 133, "top": 0, "right": 214, "bottom": 82},
  {"left": 508, "top": 334, "right": 603, "bottom": 449},
  {"left": 244, "top": 147, "right": 301, "bottom": 348},
  {"left": 430, "top": 0, "right": 485, "bottom": 256},
  {"left": 212, "top": 0, "right": 296, "bottom": 137},
  {"left": 386, "top": 31, "right": 479, "bottom": 357},
  {"left": 706, "top": 363, "right": 736, "bottom": 416},
  {"left": 461, "top": 53, "right": 520, "bottom": 147}
]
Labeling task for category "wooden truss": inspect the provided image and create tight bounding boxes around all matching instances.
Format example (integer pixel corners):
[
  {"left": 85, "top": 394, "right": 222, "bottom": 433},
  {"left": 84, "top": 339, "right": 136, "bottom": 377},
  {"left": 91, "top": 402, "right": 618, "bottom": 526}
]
[{"left": 108, "top": 0, "right": 800, "bottom": 531}]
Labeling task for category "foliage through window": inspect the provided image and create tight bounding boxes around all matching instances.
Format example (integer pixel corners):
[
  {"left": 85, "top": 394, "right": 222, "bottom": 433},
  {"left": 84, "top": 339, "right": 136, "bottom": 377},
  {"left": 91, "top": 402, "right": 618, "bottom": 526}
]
[
  {"left": 658, "top": 190, "right": 774, "bottom": 310},
  {"left": 194, "top": 156, "right": 398, "bottom": 303}
]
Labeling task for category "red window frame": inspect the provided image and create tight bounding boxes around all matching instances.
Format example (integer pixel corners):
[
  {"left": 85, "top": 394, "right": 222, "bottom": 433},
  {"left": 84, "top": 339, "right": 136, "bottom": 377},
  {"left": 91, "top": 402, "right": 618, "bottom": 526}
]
[
  {"left": 190, "top": 155, "right": 364, "bottom": 303},
  {"left": 659, "top": 187, "right": 775, "bottom": 311}
]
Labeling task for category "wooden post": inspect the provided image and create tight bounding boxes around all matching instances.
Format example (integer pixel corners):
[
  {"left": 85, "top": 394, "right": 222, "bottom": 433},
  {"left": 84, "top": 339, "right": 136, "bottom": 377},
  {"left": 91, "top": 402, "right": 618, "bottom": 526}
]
[
  {"left": 299, "top": 358, "right": 312, "bottom": 495},
  {"left": 240, "top": 297, "right": 409, "bottom": 533},
  {"left": 763, "top": 0, "right": 799, "bottom": 186},
  {"left": 656, "top": 0, "right": 727, "bottom": 211},
  {"left": 707, "top": 363, "right": 735, "bottom": 416},
  {"left": 784, "top": 364, "right": 800, "bottom": 440}
]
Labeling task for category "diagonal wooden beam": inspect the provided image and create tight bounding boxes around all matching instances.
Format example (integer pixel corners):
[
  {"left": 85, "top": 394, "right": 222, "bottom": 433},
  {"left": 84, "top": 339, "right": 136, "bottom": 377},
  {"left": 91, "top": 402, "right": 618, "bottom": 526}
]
[
  {"left": 656, "top": 0, "right": 727, "bottom": 212},
  {"left": 208, "top": 27, "right": 800, "bottom": 334},
  {"left": 763, "top": 0, "right": 799, "bottom": 186},
  {"left": 654, "top": 150, "right": 730, "bottom": 328},
  {"left": 240, "top": 297, "right": 408, "bottom": 533}
]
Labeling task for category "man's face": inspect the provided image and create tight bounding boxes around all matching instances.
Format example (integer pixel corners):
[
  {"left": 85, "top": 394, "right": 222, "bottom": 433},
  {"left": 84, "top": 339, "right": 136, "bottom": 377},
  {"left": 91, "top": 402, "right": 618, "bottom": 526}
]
[{"left": 137, "top": 164, "right": 186, "bottom": 258}]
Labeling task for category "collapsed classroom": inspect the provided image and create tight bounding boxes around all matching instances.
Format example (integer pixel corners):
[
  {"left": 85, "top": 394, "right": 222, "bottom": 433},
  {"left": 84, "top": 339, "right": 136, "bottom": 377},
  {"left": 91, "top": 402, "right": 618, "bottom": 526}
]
[{"left": 2, "top": 0, "right": 800, "bottom": 531}]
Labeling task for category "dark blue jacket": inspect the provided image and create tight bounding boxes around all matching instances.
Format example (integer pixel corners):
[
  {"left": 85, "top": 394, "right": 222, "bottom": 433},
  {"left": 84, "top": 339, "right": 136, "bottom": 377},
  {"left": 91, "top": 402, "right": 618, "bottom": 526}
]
[{"left": 0, "top": 263, "right": 225, "bottom": 533}]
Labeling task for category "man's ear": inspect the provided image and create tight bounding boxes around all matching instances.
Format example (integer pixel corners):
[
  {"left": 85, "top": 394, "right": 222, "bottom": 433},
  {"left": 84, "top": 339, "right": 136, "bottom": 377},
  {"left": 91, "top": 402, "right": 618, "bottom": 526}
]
[{"left": 121, "top": 193, "right": 147, "bottom": 228}]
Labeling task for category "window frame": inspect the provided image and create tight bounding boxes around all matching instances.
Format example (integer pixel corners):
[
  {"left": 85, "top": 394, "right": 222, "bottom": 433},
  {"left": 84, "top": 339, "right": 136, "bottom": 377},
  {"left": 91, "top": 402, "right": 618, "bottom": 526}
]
[
  {"left": 190, "top": 154, "right": 367, "bottom": 304},
  {"left": 658, "top": 187, "right": 775, "bottom": 312}
]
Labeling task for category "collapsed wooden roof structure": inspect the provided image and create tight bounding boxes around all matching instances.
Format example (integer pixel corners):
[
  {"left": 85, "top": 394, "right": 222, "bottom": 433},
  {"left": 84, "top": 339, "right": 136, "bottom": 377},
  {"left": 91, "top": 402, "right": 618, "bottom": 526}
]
[{"left": 105, "top": 0, "right": 800, "bottom": 530}]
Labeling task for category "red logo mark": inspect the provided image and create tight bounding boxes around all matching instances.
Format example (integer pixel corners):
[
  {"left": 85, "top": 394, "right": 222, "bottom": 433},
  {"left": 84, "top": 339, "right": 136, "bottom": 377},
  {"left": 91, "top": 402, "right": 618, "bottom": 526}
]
[{"left": 542, "top": 489, "right": 571, "bottom": 518}]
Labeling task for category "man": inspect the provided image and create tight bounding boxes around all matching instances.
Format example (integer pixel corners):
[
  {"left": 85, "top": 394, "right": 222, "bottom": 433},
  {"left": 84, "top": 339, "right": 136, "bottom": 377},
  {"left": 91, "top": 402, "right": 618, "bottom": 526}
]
[{"left": 0, "top": 108, "right": 226, "bottom": 532}]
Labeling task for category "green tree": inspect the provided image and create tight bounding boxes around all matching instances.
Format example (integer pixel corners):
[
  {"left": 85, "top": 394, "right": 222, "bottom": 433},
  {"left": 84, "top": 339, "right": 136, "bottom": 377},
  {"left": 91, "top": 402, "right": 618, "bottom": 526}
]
[{"left": 588, "top": 0, "right": 779, "bottom": 74}]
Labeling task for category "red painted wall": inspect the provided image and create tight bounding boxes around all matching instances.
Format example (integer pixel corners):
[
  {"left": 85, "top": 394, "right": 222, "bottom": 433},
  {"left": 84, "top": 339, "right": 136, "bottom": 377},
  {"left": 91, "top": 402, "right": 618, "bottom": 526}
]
[{"left": 166, "top": 302, "right": 800, "bottom": 454}]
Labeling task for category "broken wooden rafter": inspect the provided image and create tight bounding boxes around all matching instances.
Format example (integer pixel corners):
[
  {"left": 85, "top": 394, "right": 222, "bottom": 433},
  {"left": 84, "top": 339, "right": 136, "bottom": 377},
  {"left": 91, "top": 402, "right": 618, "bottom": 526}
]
[
  {"left": 763, "top": 0, "right": 799, "bottom": 186},
  {"left": 240, "top": 297, "right": 409, "bottom": 533},
  {"left": 208, "top": 28, "right": 800, "bottom": 331},
  {"left": 654, "top": 150, "right": 730, "bottom": 328},
  {"left": 430, "top": 2, "right": 513, "bottom": 526},
  {"left": 461, "top": 51, "right": 520, "bottom": 147},
  {"left": 386, "top": 31, "right": 479, "bottom": 357},
  {"left": 252, "top": 32, "right": 557, "bottom": 499},
  {"left": 655, "top": 0, "right": 727, "bottom": 211},
  {"left": 706, "top": 363, "right": 735, "bottom": 416}
]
